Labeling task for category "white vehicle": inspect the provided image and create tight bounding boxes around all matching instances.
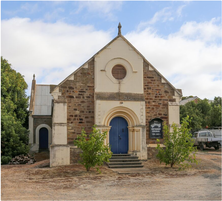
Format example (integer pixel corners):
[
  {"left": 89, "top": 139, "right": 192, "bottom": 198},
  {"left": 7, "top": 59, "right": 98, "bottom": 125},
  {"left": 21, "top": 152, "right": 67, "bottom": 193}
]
[{"left": 192, "top": 130, "right": 221, "bottom": 151}]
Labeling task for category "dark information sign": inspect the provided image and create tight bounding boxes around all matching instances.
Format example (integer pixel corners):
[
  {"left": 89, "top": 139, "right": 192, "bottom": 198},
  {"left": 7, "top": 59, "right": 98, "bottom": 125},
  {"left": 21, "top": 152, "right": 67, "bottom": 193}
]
[{"left": 149, "top": 118, "right": 163, "bottom": 139}]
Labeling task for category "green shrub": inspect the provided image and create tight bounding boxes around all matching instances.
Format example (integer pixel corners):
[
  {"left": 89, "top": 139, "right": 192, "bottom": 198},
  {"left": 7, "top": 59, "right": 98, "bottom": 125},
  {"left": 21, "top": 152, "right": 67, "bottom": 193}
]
[
  {"left": 74, "top": 125, "right": 112, "bottom": 172},
  {"left": 156, "top": 116, "right": 197, "bottom": 168},
  {"left": 1, "top": 156, "right": 12, "bottom": 165}
]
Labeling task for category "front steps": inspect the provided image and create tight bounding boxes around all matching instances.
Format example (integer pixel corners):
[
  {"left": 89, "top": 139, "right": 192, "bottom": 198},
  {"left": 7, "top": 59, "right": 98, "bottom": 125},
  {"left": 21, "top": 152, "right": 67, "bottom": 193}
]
[{"left": 106, "top": 154, "right": 143, "bottom": 168}]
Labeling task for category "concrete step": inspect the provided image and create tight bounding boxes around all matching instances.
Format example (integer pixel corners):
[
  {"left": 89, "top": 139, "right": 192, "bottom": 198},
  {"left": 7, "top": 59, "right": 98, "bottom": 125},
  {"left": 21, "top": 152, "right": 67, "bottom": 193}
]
[
  {"left": 110, "top": 156, "right": 138, "bottom": 159},
  {"left": 107, "top": 161, "right": 142, "bottom": 166},
  {"left": 112, "top": 154, "right": 131, "bottom": 156},
  {"left": 107, "top": 154, "right": 143, "bottom": 169},
  {"left": 108, "top": 164, "right": 144, "bottom": 168},
  {"left": 109, "top": 159, "right": 140, "bottom": 162}
]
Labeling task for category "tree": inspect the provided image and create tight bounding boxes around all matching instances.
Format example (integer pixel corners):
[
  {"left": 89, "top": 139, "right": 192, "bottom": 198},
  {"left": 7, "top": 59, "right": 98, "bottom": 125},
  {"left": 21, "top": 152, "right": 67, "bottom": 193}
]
[
  {"left": 209, "top": 103, "right": 221, "bottom": 127},
  {"left": 208, "top": 97, "right": 222, "bottom": 127},
  {"left": 74, "top": 125, "right": 112, "bottom": 172},
  {"left": 1, "top": 57, "right": 29, "bottom": 164},
  {"left": 180, "top": 97, "right": 221, "bottom": 131},
  {"left": 212, "top": 96, "right": 222, "bottom": 107},
  {"left": 181, "top": 96, "right": 194, "bottom": 100},
  {"left": 196, "top": 99, "right": 211, "bottom": 128},
  {"left": 156, "top": 116, "right": 197, "bottom": 168},
  {"left": 180, "top": 101, "right": 202, "bottom": 131}
]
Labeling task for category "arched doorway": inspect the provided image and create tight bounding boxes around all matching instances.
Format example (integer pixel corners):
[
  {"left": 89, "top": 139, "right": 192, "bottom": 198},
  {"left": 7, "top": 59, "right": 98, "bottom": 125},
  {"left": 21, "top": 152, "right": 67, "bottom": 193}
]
[
  {"left": 109, "top": 117, "right": 128, "bottom": 154},
  {"left": 39, "top": 127, "right": 48, "bottom": 149}
]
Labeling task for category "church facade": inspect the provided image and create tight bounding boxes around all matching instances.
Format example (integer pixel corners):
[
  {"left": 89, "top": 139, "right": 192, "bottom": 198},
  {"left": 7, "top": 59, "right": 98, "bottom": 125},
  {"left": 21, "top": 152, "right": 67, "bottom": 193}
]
[{"left": 29, "top": 25, "right": 182, "bottom": 167}]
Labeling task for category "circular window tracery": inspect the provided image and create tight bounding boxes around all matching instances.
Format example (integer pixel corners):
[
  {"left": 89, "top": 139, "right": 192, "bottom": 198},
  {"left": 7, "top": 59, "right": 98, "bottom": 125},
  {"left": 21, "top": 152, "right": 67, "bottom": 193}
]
[{"left": 112, "top": 65, "right": 126, "bottom": 80}]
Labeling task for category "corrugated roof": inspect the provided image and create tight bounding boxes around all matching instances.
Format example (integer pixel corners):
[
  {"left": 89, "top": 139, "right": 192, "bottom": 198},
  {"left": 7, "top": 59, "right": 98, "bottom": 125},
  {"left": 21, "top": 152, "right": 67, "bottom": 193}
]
[
  {"left": 179, "top": 96, "right": 199, "bottom": 105},
  {"left": 33, "top": 85, "right": 53, "bottom": 115}
]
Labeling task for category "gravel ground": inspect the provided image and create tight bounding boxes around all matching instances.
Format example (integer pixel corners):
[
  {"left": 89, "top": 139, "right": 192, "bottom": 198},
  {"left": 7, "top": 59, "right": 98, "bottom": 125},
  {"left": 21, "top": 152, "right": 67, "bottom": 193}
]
[{"left": 1, "top": 148, "right": 221, "bottom": 200}]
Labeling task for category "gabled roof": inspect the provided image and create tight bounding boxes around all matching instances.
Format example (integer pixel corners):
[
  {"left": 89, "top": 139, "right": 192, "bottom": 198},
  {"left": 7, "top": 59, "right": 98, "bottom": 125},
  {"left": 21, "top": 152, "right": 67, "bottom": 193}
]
[{"left": 51, "top": 33, "right": 182, "bottom": 97}]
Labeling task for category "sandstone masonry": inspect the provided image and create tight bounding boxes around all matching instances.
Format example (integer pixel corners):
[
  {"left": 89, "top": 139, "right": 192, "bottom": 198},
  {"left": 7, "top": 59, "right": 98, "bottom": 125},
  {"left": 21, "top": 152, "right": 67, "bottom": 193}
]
[
  {"left": 143, "top": 61, "right": 176, "bottom": 145},
  {"left": 29, "top": 32, "right": 181, "bottom": 167},
  {"left": 58, "top": 59, "right": 95, "bottom": 145}
]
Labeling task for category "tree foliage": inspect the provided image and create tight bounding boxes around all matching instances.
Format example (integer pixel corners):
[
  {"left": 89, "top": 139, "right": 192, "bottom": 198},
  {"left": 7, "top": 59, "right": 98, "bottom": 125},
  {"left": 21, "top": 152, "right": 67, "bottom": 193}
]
[
  {"left": 181, "top": 96, "right": 195, "bottom": 100},
  {"left": 180, "top": 101, "right": 202, "bottom": 131},
  {"left": 180, "top": 97, "right": 221, "bottom": 131},
  {"left": 74, "top": 125, "right": 112, "bottom": 172},
  {"left": 156, "top": 116, "right": 197, "bottom": 168},
  {"left": 1, "top": 57, "right": 29, "bottom": 164},
  {"left": 209, "top": 97, "right": 221, "bottom": 127}
]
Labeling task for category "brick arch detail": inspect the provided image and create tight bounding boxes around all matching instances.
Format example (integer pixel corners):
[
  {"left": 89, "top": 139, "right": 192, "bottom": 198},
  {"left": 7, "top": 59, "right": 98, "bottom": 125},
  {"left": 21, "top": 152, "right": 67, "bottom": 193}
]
[{"left": 102, "top": 106, "right": 140, "bottom": 127}]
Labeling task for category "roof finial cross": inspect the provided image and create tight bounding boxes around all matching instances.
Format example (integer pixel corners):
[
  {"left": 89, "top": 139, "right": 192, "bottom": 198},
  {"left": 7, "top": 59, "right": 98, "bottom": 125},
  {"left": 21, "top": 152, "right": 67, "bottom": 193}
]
[
  {"left": 33, "top": 74, "right": 35, "bottom": 80},
  {"left": 118, "top": 22, "right": 122, "bottom": 36}
]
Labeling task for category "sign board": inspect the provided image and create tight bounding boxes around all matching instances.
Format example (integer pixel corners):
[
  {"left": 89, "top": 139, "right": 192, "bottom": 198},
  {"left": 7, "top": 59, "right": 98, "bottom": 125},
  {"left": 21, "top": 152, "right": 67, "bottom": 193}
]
[{"left": 149, "top": 118, "right": 163, "bottom": 139}]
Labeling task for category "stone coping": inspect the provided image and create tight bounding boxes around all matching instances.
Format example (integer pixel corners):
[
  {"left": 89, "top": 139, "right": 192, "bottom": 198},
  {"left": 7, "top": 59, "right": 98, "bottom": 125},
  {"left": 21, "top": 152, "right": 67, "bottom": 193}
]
[
  {"left": 147, "top": 144, "right": 165, "bottom": 147},
  {"left": 71, "top": 145, "right": 165, "bottom": 148},
  {"left": 95, "top": 92, "right": 145, "bottom": 101},
  {"left": 50, "top": 144, "right": 70, "bottom": 147},
  {"left": 70, "top": 146, "right": 78, "bottom": 148}
]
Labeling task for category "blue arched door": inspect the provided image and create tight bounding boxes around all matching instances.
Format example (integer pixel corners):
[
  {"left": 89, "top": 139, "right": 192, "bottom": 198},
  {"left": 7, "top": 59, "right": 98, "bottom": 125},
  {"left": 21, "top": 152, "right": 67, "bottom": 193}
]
[
  {"left": 39, "top": 128, "right": 48, "bottom": 149},
  {"left": 109, "top": 117, "right": 128, "bottom": 154}
]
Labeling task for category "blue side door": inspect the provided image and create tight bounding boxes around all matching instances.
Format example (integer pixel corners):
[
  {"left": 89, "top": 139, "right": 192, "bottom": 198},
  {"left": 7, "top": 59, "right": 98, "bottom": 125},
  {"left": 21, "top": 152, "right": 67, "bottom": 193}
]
[
  {"left": 109, "top": 117, "right": 128, "bottom": 154},
  {"left": 39, "top": 128, "right": 48, "bottom": 149}
]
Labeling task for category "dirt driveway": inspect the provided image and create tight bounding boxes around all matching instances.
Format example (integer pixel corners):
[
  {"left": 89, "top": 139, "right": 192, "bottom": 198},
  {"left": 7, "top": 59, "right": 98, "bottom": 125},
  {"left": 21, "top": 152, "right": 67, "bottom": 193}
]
[{"left": 1, "top": 149, "right": 221, "bottom": 200}]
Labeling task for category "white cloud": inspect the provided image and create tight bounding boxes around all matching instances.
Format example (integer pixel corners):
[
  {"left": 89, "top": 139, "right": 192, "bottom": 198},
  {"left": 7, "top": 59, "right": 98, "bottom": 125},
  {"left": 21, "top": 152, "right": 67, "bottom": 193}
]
[
  {"left": 44, "top": 7, "right": 65, "bottom": 21},
  {"left": 175, "top": 74, "right": 222, "bottom": 100},
  {"left": 125, "top": 19, "right": 222, "bottom": 100},
  {"left": 75, "top": 1, "right": 123, "bottom": 21},
  {"left": 176, "top": 4, "right": 187, "bottom": 17},
  {"left": 1, "top": 18, "right": 112, "bottom": 93},
  {"left": 149, "top": 7, "right": 172, "bottom": 24},
  {"left": 2, "top": 17, "right": 221, "bottom": 100},
  {"left": 138, "top": 4, "right": 188, "bottom": 31},
  {"left": 20, "top": 2, "right": 39, "bottom": 13},
  {"left": 2, "top": 2, "right": 40, "bottom": 16},
  {"left": 138, "top": 7, "right": 173, "bottom": 30},
  {"left": 174, "top": 18, "right": 221, "bottom": 42}
]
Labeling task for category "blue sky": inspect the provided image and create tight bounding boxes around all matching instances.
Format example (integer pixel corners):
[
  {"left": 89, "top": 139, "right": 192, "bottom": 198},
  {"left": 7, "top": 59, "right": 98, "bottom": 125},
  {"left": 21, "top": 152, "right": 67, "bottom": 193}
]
[
  {"left": 2, "top": 1, "right": 221, "bottom": 36},
  {"left": 1, "top": 1, "right": 222, "bottom": 99}
]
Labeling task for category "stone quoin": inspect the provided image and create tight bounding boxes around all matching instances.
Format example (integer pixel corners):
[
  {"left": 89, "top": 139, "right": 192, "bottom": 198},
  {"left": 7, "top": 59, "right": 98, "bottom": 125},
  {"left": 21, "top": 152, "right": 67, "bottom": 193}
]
[{"left": 29, "top": 23, "right": 182, "bottom": 167}]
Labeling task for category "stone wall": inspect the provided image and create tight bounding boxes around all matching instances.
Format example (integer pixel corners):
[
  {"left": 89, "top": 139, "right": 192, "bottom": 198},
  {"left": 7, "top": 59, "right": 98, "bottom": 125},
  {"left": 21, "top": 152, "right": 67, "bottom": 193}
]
[
  {"left": 59, "top": 59, "right": 95, "bottom": 145},
  {"left": 147, "top": 146, "right": 166, "bottom": 159},
  {"left": 70, "top": 146, "right": 82, "bottom": 164},
  {"left": 33, "top": 115, "right": 52, "bottom": 143},
  {"left": 143, "top": 61, "right": 176, "bottom": 144},
  {"left": 147, "top": 147, "right": 159, "bottom": 159},
  {"left": 56, "top": 58, "right": 177, "bottom": 160}
]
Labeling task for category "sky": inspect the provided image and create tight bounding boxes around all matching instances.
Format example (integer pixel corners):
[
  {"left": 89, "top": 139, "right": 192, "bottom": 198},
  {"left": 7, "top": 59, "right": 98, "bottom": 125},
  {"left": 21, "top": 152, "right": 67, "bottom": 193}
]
[{"left": 1, "top": 1, "right": 222, "bottom": 100}]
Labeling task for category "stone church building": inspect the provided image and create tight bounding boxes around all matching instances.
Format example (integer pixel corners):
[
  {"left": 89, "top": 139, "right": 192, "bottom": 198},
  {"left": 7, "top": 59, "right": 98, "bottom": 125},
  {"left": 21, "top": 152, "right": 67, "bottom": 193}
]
[{"left": 29, "top": 24, "right": 182, "bottom": 167}]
